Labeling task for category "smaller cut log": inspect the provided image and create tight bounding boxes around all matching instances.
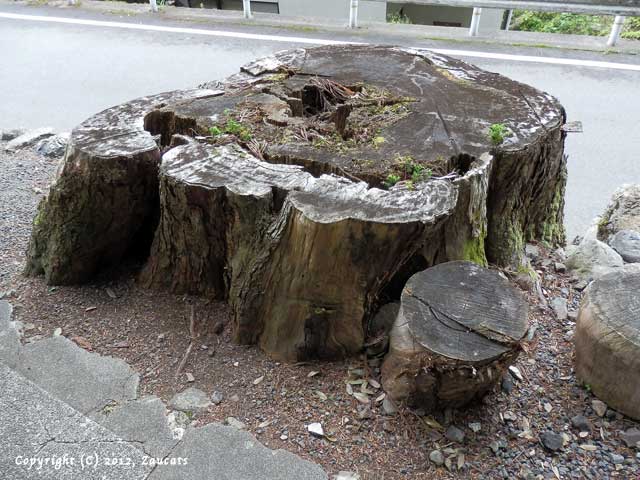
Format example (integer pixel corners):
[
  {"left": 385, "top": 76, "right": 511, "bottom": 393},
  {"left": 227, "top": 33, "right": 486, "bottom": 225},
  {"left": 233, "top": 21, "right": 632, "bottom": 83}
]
[
  {"left": 575, "top": 267, "right": 640, "bottom": 420},
  {"left": 382, "top": 261, "right": 528, "bottom": 412}
]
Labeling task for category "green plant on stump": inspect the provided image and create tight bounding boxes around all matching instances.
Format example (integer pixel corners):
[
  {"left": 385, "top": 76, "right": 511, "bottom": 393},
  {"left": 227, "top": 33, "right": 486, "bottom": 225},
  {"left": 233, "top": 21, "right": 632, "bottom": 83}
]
[
  {"left": 384, "top": 174, "right": 401, "bottom": 188},
  {"left": 489, "top": 123, "right": 509, "bottom": 145}
]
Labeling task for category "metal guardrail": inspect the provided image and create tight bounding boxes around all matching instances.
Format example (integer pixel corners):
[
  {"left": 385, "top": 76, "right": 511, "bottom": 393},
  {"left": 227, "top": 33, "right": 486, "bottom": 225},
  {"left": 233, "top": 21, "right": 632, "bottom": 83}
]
[{"left": 144, "top": 0, "right": 639, "bottom": 47}]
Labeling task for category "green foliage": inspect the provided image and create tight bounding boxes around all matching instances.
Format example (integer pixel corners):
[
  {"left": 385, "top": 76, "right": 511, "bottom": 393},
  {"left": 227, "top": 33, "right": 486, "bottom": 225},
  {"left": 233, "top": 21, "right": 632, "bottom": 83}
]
[
  {"left": 209, "top": 118, "right": 252, "bottom": 142},
  {"left": 489, "top": 123, "right": 508, "bottom": 145},
  {"left": 384, "top": 174, "right": 401, "bottom": 188},
  {"left": 511, "top": 11, "right": 640, "bottom": 40},
  {"left": 387, "top": 11, "right": 412, "bottom": 24},
  {"left": 623, "top": 17, "right": 640, "bottom": 39},
  {"left": 372, "top": 136, "right": 386, "bottom": 148}
]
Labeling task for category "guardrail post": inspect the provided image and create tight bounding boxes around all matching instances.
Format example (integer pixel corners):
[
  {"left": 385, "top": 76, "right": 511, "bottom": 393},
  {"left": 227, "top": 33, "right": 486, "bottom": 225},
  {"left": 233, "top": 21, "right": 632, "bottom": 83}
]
[
  {"left": 149, "top": 0, "right": 158, "bottom": 12},
  {"left": 607, "top": 15, "right": 625, "bottom": 47},
  {"left": 469, "top": 7, "right": 482, "bottom": 36},
  {"left": 505, "top": 9, "right": 513, "bottom": 31},
  {"left": 243, "top": 0, "right": 252, "bottom": 19},
  {"left": 349, "top": 0, "right": 359, "bottom": 29}
]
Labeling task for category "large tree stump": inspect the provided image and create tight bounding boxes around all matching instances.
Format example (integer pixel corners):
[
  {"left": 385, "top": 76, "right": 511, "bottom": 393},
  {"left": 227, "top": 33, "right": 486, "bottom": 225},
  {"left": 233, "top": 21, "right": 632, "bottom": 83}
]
[
  {"left": 575, "top": 267, "right": 640, "bottom": 420},
  {"left": 140, "top": 142, "right": 455, "bottom": 360},
  {"left": 26, "top": 45, "right": 565, "bottom": 361},
  {"left": 382, "top": 261, "right": 528, "bottom": 411}
]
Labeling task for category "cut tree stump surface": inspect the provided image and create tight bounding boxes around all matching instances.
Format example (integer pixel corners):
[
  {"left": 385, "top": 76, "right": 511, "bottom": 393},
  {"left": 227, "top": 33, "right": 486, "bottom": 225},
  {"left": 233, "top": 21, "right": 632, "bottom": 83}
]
[
  {"left": 575, "top": 268, "right": 640, "bottom": 420},
  {"left": 382, "top": 261, "right": 528, "bottom": 411},
  {"left": 26, "top": 45, "right": 565, "bottom": 361},
  {"left": 402, "top": 261, "right": 529, "bottom": 361}
]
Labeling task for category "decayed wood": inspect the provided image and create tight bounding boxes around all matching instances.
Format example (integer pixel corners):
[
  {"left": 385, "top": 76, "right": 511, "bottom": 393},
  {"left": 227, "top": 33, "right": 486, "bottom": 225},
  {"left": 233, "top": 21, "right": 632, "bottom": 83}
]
[
  {"left": 382, "top": 261, "right": 528, "bottom": 411},
  {"left": 140, "top": 142, "right": 456, "bottom": 361},
  {"left": 25, "top": 45, "right": 566, "bottom": 362},
  {"left": 24, "top": 88, "right": 223, "bottom": 284},
  {"left": 574, "top": 267, "right": 640, "bottom": 420}
]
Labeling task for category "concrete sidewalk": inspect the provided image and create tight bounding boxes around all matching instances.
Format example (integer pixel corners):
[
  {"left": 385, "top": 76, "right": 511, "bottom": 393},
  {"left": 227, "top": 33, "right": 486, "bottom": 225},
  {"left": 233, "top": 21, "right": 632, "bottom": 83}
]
[
  {"left": 9, "top": 0, "right": 640, "bottom": 55},
  {"left": 0, "top": 300, "right": 327, "bottom": 480}
]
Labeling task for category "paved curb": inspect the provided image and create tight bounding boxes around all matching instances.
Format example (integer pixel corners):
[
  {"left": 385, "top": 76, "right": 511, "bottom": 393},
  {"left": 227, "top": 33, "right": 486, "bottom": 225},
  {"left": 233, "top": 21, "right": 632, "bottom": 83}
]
[{"left": 0, "top": 300, "right": 327, "bottom": 480}]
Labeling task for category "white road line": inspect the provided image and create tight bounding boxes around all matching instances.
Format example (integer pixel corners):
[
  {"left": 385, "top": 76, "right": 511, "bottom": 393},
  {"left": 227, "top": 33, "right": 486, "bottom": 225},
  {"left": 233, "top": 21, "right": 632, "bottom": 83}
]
[{"left": 2, "top": 11, "right": 640, "bottom": 72}]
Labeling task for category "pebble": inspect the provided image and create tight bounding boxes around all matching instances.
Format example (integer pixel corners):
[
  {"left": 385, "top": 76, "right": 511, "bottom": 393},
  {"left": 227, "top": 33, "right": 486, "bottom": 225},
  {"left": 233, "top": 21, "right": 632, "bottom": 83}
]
[
  {"left": 555, "top": 262, "right": 567, "bottom": 273},
  {"left": 621, "top": 428, "right": 640, "bottom": 448},
  {"left": 469, "top": 422, "right": 481, "bottom": 433},
  {"left": 307, "top": 422, "right": 324, "bottom": 438},
  {"left": 592, "top": 399, "right": 608, "bottom": 417},
  {"left": 610, "top": 454, "right": 625, "bottom": 465},
  {"left": 211, "top": 391, "right": 224, "bottom": 405},
  {"left": 508, "top": 365, "right": 524, "bottom": 382},
  {"left": 550, "top": 297, "right": 568, "bottom": 320},
  {"left": 445, "top": 425, "right": 465, "bottom": 444},
  {"left": 429, "top": 450, "right": 444, "bottom": 466},
  {"left": 382, "top": 397, "right": 398, "bottom": 415},
  {"left": 571, "top": 414, "right": 592, "bottom": 432},
  {"left": 501, "top": 374, "right": 514, "bottom": 394},
  {"left": 540, "top": 431, "right": 564, "bottom": 452}
]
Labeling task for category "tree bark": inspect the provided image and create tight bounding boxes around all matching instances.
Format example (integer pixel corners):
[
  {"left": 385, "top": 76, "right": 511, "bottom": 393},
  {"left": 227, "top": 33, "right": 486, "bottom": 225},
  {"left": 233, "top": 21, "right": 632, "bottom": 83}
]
[
  {"left": 575, "top": 267, "right": 640, "bottom": 420},
  {"left": 26, "top": 45, "right": 566, "bottom": 362},
  {"left": 382, "top": 261, "right": 528, "bottom": 411},
  {"left": 24, "top": 88, "right": 223, "bottom": 284},
  {"left": 140, "top": 142, "right": 456, "bottom": 361}
]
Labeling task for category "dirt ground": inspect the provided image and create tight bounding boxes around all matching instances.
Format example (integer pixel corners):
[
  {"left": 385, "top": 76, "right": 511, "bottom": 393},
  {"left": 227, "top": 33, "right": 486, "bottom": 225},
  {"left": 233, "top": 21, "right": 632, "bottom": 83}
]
[{"left": 1, "top": 142, "right": 639, "bottom": 479}]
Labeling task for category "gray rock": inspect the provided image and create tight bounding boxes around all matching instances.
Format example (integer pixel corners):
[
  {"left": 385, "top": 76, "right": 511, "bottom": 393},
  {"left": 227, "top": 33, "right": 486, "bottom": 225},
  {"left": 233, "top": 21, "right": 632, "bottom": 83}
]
[
  {"left": 554, "top": 262, "right": 567, "bottom": 273},
  {"left": 610, "top": 453, "right": 625, "bottom": 465},
  {"left": 550, "top": 297, "right": 568, "bottom": 320},
  {"left": 621, "top": 428, "right": 640, "bottom": 448},
  {"left": 540, "top": 431, "right": 564, "bottom": 452},
  {"left": 592, "top": 399, "right": 608, "bottom": 417},
  {"left": 35, "top": 133, "right": 69, "bottom": 158},
  {"left": 211, "top": 390, "right": 224, "bottom": 405},
  {"left": 525, "top": 244, "right": 541, "bottom": 262},
  {"left": 501, "top": 374, "right": 514, "bottom": 394},
  {"left": 5, "top": 127, "right": 54, "bottom": 151},
  {"left": 429, "top": 450, "right": 444, "bottom": 466},
  {"left": 1, "top": 128, "right": 26, "bottom": 141},
  {"left": 568, "top": 310, "right": 579, "bottom": 322},
  {"left": 169, "top": 387, "right": 211, "bottom": 414},
  {"left": 610, "top": 230, "right": 640, "bottom": 263},
  {"left": 445, "top": 425, "right": 465, "bottom": 444},
  {"left": 147, "top": 423, "right": 327, "bottom": 480},
  {"left": 571, "top": 414, "right": 592, "bottom": 432},
  {"left": 382, "top": 397, "right": 398, "bottom": 415},
  {"left": 598, "top": 184, "right": 640, "bottom": 240},
  {"left": 566, "top": 239, "right": 624, "bottom": 280}
]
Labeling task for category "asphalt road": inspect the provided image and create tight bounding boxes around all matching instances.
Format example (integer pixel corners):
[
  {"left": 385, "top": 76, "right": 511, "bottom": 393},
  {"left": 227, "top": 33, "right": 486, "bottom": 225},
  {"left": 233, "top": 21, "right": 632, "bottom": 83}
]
[{"left": 1, "top": 3, "right": 639, "bottom": 240}]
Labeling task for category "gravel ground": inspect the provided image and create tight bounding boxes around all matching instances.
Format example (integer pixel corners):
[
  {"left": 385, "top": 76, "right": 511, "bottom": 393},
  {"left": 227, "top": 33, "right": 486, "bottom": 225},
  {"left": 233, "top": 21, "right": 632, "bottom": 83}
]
[{"left": 1, "top": 140, "right": 639, "bottom": 479}]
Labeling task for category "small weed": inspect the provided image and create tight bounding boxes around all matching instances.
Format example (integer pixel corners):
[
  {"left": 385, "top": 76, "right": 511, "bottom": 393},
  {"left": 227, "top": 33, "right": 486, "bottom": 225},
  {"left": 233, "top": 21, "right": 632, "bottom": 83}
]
[
  {"left": 489, "top": 123, "right": 509, "bottom": 145},
  {"left": 387, "top": 11, "right": 412, "bottom": 24},
  {"left": 384, "top": 174, "right": 401, "bottom": 188},
  {"left": 372, "top": 136, "right": 386, "bottom": 148},
  {"left": 209, "top": 126, "right": 222, "bottom": 137}
]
